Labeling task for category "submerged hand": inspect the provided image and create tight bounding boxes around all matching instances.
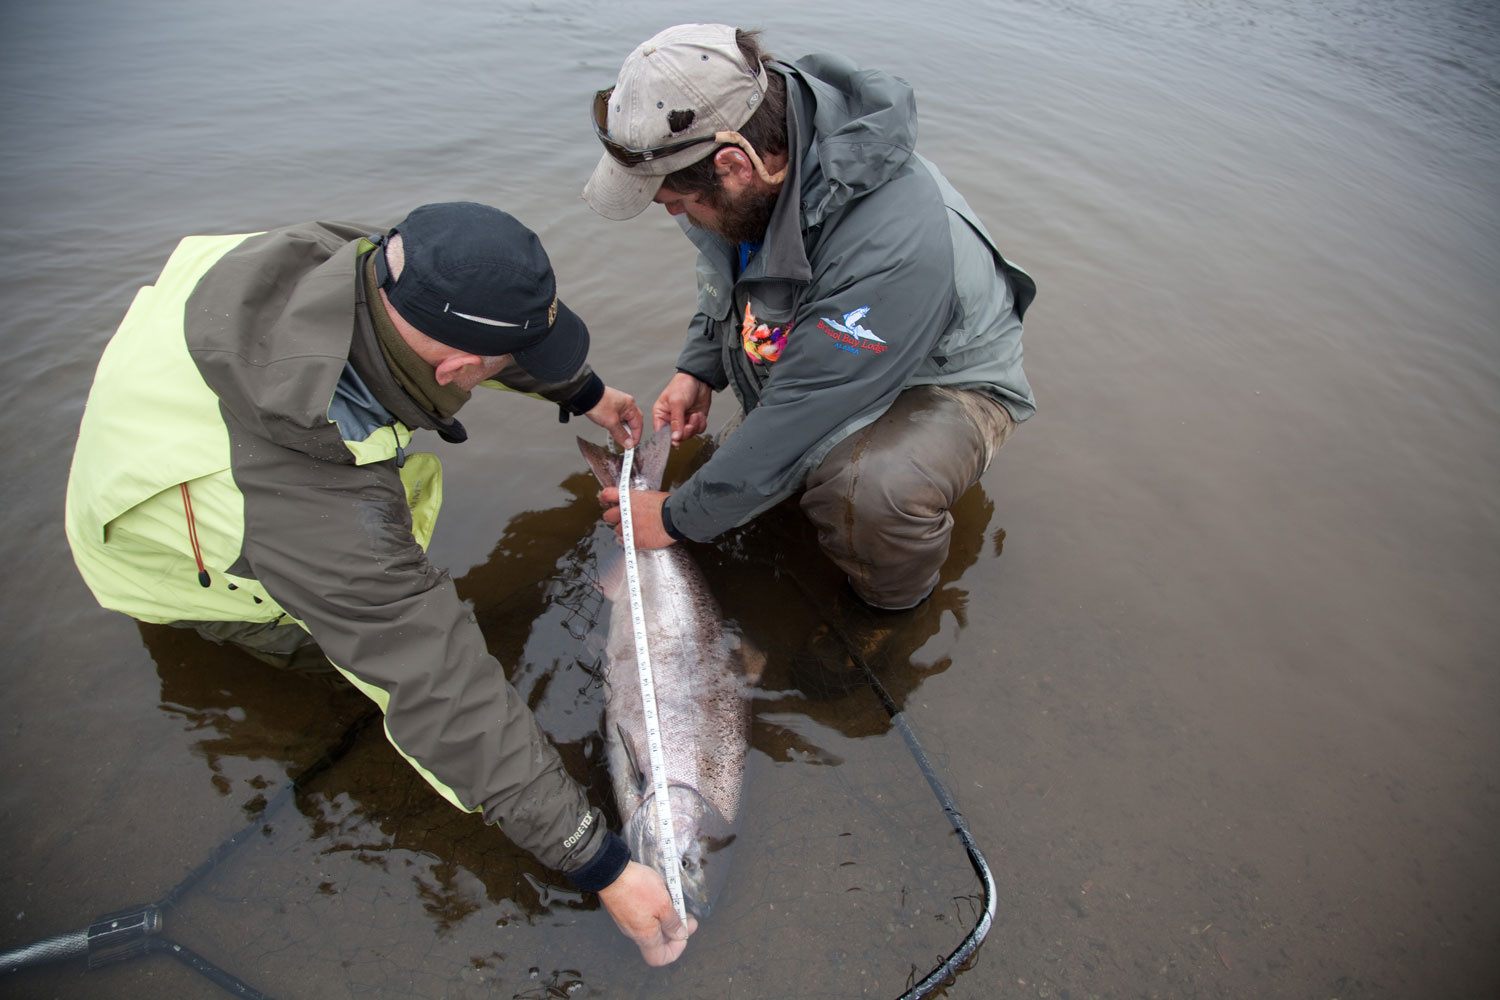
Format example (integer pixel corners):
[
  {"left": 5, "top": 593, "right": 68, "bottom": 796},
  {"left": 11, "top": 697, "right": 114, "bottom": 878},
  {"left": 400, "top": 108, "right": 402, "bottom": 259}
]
[
  {"left": 598, "top": 860, "right": 698, "bottom": 966},
  {"left": 599, "top": 487, "right": 676, "bottom": 549}
]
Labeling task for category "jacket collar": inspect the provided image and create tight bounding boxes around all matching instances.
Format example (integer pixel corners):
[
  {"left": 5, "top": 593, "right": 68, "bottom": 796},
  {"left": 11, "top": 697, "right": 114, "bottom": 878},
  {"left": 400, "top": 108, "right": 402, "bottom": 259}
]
[
  {"left": 678, "top": 56, "right": 917, "bottom": 288},
  {"left": 678, "top": 63, "right": 814, "bottom": 286},
  {"left": 351, "top": 243, "right": 469, "bottom": 444}
]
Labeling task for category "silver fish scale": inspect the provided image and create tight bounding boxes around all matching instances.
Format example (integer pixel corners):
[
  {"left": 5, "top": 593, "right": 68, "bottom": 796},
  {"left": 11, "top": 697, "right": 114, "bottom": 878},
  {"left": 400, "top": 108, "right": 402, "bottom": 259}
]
[{"left": 602, "top": 544, "right": 750, "bottom": 827}]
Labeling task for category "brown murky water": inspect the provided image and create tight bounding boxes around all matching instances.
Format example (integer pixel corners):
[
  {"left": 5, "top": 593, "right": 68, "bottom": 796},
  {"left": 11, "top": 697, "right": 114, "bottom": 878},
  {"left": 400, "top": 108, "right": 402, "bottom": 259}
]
[{"left": 2, "top": 1, "right": 1497, "bottom": 997}]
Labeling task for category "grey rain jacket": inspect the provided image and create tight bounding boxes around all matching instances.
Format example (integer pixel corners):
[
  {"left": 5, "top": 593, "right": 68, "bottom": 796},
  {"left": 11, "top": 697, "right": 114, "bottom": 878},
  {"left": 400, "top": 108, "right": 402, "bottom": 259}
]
[
  {"left": 664, "top": 54, "right": 1037, "bottom": 542},
  {"left": 66, "top": 221, "right": 625, "bottom": 884}
]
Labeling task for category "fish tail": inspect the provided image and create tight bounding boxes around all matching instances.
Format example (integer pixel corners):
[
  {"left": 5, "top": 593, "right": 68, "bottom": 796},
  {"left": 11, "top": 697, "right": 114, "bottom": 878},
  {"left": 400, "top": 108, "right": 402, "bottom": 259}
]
[
  {"left": 633, "top": 425, "right": 672, "bottom": 491},
  {"left": 578, "top": 425, "right": 674, "bottom": 492}
]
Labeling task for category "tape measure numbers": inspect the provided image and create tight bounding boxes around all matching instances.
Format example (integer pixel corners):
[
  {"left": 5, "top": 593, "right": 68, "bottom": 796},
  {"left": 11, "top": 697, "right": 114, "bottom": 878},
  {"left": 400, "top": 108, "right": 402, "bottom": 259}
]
[{"left": 618, "top": 445, "right": 687, "bottom": 921}]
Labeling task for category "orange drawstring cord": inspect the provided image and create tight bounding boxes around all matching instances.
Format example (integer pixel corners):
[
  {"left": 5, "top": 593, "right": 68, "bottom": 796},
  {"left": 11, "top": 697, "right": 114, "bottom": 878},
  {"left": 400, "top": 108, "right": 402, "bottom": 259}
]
[{"left": 180, "top": 482, "right": 211, "bottom": 588}]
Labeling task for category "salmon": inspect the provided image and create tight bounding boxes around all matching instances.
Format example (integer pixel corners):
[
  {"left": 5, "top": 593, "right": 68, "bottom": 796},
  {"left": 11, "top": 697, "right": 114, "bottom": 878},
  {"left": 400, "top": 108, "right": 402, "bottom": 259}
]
[{"left": 578, "top": 427, "right": 761, "bottom": 917}]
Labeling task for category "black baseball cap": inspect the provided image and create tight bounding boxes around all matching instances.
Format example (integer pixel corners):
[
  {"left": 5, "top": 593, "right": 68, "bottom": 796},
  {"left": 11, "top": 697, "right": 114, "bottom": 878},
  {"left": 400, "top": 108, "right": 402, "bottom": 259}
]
[{"left": 373, "top": 202, "right": 589, "bottom": 382}]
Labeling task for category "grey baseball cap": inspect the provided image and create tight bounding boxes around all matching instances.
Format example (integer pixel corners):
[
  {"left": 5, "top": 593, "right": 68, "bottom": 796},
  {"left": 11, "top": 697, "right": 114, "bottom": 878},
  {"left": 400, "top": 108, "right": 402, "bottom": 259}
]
[{"left": 583, "top": 23, "right": 770, "bottom": 221}]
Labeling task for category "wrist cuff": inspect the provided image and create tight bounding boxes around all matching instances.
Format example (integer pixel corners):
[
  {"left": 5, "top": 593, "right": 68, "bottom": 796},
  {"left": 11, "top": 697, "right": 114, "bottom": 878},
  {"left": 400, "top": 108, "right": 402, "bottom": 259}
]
[
  {"left": 659, "top": 498, "right": 689, "bottom": 542},
  {"left": 561, "top": 373, "right": 606, "bottom": 417},
  {"left": 565, "top": 829, "right": 632, "bottom": 893}
]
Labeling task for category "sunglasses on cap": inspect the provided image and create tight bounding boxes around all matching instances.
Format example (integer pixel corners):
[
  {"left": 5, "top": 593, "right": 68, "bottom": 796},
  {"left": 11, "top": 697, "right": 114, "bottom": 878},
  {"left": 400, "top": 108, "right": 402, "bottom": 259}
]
[
  {"left": 594, "top": 87, "right": 745, "bottom": 166},
  {"left": 590, "top": 88, "right": 790, "bottom": 187}
]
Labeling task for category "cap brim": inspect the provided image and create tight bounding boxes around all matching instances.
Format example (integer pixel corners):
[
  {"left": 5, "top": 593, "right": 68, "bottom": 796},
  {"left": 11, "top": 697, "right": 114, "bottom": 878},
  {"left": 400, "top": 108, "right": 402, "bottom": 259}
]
[
  {"left": 582, "top": 151, "right": 666, "bottom": 221},
  {"left": 511, "top": 299, "right": 590, "bottom": 382}
]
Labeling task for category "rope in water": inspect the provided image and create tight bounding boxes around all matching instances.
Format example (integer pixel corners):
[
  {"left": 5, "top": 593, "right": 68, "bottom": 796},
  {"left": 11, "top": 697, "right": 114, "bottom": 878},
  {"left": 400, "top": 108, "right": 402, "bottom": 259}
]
[{"left": 785, "top": 571, "right": 998, "bottom": 1000}]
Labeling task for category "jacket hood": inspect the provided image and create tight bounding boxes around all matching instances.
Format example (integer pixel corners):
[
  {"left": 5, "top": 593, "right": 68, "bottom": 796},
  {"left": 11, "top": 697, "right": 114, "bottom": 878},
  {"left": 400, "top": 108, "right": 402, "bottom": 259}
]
[
  {"left": 781, "top": 54, "right": 919, "bottom": 224},
  {"left": 185, "top": 223, "right": 403, "bottom": 463}
]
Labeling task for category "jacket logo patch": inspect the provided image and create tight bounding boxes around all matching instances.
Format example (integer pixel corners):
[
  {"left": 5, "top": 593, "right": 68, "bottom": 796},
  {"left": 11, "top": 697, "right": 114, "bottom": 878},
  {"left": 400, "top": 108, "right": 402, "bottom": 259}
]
[
  {"left": 818, "top": 306, "right": 887, "bottom": 354},
  {"left": 741, "top": 300, "right": 789, "bottom": 364}
]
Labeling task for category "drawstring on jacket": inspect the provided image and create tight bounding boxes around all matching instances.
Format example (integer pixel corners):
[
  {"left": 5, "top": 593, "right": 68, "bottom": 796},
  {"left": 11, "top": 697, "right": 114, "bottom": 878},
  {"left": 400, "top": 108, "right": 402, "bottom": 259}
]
[
  {"left": 390, "top": 420, "right": 406, "bottom": 468},
  {"left": 180, "top": 482, "right": 211, "bottom": 587}
]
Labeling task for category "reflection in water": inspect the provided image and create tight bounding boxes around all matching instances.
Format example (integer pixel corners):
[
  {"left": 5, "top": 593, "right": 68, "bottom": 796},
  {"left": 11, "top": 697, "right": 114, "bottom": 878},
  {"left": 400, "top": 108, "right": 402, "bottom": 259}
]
[
  {"left": 712, "top": 465, "right": 1000, "bottom": 747},
  {"left": 142, "top": 621, "right": 372, "bottom": 811},
  {"left": 138, "top": 558, "right": 587, "bottom": 939}
]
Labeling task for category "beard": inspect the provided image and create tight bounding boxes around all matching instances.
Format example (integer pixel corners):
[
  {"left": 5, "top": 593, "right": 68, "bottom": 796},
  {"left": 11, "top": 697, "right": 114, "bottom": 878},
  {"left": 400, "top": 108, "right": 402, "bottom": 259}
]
[{"left": 693, "top": 183, "right": 779, "bottom": 245}]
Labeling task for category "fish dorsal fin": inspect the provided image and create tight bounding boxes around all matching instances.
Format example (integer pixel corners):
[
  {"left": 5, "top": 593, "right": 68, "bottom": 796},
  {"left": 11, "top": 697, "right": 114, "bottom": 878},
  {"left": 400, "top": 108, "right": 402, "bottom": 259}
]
[{"left": 616, "top": 722, "right": 649, "bottom": 795}]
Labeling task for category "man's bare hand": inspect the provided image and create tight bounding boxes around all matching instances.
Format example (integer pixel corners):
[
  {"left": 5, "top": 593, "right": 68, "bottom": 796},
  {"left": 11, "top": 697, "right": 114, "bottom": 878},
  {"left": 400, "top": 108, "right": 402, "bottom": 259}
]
[
  {"left": 587, "top": 386, "right": 646, "bottom": 449},
  {"left": 651, "top": 373, "right": 712, "bottom": 444},
  {"left": 597, "top": 860, "right": 698, "bottom": 966},
  {"left": 598, "top": 488, "right": 676, "bottom": 548}
]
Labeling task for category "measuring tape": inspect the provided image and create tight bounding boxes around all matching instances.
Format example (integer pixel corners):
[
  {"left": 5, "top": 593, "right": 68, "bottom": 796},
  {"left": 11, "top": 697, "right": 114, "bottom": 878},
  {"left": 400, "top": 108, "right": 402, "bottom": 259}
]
[{"left": 617, "top": 444, "right": 687, "bottom": 921}]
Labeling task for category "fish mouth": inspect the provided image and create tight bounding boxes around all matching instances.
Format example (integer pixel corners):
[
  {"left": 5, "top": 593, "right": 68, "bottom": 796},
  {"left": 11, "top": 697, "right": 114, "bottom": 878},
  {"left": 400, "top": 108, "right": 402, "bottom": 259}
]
[{"left": 625, "top": 784, "right": 735, "bottom": 920}]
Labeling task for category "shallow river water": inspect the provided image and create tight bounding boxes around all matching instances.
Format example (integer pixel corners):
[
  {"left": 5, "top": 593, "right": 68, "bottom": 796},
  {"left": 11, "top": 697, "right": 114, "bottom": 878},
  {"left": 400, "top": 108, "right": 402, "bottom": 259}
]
[{"left": 1, "top": 1, "right": 1497, "bottom": 997}]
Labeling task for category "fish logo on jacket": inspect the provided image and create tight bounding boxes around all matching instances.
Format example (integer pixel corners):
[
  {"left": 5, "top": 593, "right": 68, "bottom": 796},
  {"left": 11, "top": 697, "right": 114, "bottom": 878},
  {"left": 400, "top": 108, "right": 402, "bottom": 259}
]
[
  {"left": 817, "top": 305, "right": 889, "bottom": 355},
  {"left": 823, "top": 306, "right": 885, "bottom": 343}
]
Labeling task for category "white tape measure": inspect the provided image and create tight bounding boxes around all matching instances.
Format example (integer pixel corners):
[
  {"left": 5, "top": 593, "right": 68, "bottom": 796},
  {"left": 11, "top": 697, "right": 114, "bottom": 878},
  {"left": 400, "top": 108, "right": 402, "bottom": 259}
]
[{"left": 618, "top": 444, "right": 687, "bottom": 921}]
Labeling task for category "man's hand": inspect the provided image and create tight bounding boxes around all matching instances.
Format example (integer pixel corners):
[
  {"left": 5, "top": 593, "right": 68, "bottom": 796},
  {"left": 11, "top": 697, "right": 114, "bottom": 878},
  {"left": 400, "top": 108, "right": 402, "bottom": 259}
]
[
  {"left": 599, "top": 488, "right": 676, "bottom": 549},
  {"left": 597, "top": 860, "right": 698, "bottom": 966},
  {"left": 652, "top": 373, "right": 712, "bottom": 445},
  {"left": 587, "top": 386, "right": 646, "bottom": 450}
]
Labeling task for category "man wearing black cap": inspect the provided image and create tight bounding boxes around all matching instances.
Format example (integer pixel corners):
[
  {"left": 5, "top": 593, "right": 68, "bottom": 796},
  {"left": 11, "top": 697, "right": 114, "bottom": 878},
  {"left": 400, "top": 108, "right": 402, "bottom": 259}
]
[{"left": 64, "top": 202, "right": 695, "bottom": 965}]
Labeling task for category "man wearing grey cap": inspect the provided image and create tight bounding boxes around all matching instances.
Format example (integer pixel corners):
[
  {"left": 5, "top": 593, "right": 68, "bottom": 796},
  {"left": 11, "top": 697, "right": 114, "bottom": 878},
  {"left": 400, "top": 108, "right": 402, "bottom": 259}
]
[
  {"left": 65, "top": 202, "right": 694, "bottom": 965},
  {"left": 584, "top": 25, "right": 1037, "bottom": 670}
]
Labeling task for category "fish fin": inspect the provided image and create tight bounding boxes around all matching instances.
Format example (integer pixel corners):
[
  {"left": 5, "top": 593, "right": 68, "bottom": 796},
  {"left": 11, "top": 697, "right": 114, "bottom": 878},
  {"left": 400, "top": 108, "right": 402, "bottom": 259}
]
[
  {"left": 576, "top": 436, "right": 621, "bottom": 489},
  {"left": 730, "top": 636, "right": 767, "bottom": 686},
  {"left": 633, "top": 425, "right": 673, "bottom": 491},
  {"left": 596, "top": 549, "right": 626, "bottom": 602},
  {"left": 616, "top": 723, "right": 650, "bottom": 796}
]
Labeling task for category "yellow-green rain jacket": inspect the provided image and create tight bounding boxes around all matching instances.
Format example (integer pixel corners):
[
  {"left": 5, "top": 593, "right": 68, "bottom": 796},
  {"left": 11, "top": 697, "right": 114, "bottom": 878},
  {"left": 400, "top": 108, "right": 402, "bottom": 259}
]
[{"left": 65, "top": 221, "right": 620, "bottom": 880}]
